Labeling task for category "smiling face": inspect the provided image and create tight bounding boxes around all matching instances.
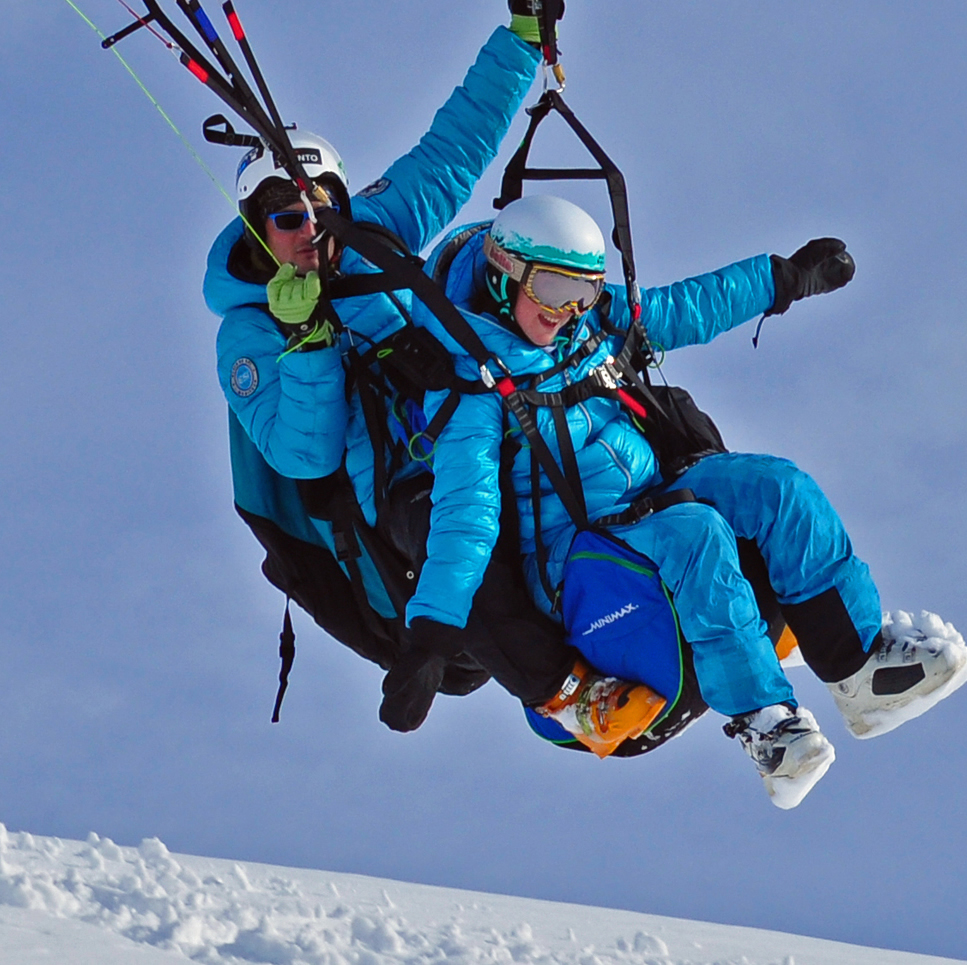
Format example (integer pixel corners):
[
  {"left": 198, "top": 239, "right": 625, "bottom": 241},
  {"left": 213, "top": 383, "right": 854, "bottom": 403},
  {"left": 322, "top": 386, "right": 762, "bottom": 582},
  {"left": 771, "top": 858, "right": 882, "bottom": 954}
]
[{"left": 512, "top": 287, "right": 574, "bottom": 347}]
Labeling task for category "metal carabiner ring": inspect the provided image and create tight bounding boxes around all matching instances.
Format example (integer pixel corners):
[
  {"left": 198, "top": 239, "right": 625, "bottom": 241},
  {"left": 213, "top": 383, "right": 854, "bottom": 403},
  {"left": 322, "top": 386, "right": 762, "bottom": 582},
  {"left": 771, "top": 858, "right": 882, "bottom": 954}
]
[{"left": 542, "top": 61, "right": 566, "bottom": 93}]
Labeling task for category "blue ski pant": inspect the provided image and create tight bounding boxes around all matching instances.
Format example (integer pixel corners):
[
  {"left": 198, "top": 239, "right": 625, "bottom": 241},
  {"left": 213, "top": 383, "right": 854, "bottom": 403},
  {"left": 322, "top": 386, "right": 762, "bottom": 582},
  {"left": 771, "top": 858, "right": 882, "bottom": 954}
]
[{"left": 609, "top": 452, "right": 881, "bottom": 717}]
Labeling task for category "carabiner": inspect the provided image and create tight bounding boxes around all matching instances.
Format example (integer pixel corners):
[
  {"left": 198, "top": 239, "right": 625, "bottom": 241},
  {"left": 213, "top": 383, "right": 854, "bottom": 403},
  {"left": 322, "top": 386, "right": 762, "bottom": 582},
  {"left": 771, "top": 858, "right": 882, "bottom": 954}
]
[{"left": 542, "top": 60, "right": 566, "bottom": 93}]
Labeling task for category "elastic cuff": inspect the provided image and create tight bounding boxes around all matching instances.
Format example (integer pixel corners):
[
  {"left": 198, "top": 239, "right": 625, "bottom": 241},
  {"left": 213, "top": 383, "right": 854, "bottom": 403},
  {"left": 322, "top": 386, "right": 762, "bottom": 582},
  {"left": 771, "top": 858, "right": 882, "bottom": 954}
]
[{"left": 763, "top": 254, "right": 797, "bottom": 317}]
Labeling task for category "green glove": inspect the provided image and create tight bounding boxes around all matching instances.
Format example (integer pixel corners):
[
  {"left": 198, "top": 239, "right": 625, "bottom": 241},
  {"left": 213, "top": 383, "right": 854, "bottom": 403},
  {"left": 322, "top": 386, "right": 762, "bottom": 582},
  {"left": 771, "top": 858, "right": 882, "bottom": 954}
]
[
  {"left": 509, "top": 1, "right": 563, "bottom": 45},
  {"left": 267, "top": 262, "right": 321, "bottom": 325},
  {"left": 509, "top": 14, "right": 542, "bottom": 44}
]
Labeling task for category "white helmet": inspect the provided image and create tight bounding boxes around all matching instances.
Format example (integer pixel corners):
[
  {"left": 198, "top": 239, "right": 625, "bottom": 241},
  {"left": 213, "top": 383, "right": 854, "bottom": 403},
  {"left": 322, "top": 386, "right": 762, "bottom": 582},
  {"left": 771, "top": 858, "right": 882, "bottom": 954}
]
[
  {"left": 236, "top": 130, "right": 349, "bottom": 203},
  {"left": 487, "top": 195, "right": 606, "bottom": 274},
  {"left": 484, "top": 196, "right": 607, "bottom": 319}
]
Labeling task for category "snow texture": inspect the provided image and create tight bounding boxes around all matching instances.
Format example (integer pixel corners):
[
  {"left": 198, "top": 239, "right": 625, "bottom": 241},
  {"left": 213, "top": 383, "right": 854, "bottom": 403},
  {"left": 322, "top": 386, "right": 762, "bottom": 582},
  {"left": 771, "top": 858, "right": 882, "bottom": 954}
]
[{"left": 0, "top": 824, "right": 961, "bottom": 965}]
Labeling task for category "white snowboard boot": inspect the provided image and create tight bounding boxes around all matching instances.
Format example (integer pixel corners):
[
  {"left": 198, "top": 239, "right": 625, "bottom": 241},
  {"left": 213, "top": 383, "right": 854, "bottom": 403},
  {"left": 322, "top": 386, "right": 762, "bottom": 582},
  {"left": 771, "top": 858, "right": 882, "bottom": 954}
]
[
  {"left": 724, "top": 704, "right": 835, "bottom": 810},
  {"left": 828, "top": 609, "right": 967, "bottom": 739}
]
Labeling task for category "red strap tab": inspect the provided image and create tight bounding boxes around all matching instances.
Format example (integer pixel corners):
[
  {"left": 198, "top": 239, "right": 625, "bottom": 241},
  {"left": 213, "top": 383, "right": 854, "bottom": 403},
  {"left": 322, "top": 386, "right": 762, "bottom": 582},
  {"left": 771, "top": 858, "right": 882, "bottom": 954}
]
[
  {"left": 227, "top": 10, "right": 245, "bottom": 41},
  {"left": 632, "top": 303, "right": 642, "bottom": 322},
  {"left": 617, "top": 388, "right": 647, "bottom": 419},
  {"left": 185, "top": 59, "right": 209, "bottom": 84},
  {"left": 496, "top": 377, "right": 516, "bottom": 398}
]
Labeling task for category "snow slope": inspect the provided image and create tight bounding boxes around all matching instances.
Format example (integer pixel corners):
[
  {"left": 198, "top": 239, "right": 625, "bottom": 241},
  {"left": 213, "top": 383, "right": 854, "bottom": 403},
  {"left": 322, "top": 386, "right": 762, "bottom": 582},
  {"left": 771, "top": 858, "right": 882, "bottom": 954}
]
[{"left": 0, "top": 825, "right": 960, "bottom": 965}]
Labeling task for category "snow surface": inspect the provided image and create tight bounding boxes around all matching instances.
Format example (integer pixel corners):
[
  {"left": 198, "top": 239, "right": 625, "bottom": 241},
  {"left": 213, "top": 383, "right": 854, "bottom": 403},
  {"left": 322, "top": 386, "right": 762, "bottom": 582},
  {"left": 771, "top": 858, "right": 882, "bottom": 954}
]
[{"left": 0, "top": 825, "right": 960, "bottom": 965}]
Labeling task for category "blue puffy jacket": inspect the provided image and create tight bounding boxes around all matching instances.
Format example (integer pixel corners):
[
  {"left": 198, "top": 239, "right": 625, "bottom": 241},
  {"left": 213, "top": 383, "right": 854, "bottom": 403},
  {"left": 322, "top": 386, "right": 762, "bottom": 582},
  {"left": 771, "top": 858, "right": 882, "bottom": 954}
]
[
  {"left": 406, "top": 226, "right": 776, "bottom": 628},
  {"left": 203, "top": 28, "right": 540, "bottom": 617}
]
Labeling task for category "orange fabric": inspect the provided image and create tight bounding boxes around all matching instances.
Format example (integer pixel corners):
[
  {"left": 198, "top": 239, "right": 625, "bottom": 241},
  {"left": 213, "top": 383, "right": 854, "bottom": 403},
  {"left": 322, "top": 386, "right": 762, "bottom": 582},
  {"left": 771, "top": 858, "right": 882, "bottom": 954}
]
[{"left": 774, "top": 625, "right": 799, "bottom": 662}]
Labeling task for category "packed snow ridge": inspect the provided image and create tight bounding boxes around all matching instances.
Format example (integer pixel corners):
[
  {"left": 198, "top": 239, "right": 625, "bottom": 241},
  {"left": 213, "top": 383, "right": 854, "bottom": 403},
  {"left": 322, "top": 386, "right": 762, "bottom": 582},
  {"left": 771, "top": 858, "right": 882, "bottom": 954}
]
[{"left": 0, "top": 824, "right": 960, "bottom": 965}]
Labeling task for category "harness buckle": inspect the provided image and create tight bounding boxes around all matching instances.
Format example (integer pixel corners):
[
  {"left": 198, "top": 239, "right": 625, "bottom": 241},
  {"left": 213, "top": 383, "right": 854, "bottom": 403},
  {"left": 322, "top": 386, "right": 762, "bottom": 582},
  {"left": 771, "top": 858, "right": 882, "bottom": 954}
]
[
  {"left": 590, "top": 355, "right": 621, "bottom": 391},
  {"left": 479, "top": 364, "right": 496, "bottom": 389}
]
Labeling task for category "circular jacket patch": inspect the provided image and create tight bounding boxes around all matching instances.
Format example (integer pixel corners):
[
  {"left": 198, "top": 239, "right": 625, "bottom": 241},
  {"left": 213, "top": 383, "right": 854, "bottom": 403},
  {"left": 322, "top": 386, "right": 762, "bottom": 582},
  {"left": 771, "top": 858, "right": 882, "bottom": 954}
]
[
  {"left": 230, "top": 358, "right": 259, "bottom": 397},
  {"left": 358, "top": 177, "right": 391, "bottom": 199}
]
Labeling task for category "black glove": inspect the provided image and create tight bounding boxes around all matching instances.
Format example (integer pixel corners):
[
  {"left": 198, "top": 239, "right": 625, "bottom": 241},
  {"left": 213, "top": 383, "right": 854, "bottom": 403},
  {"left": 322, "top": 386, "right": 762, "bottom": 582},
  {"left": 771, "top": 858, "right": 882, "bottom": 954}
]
[
  {"left": 379, "top": 647, "right": 447, "bottom": 732},
  {"left": 765, "top": 238, "right": 855, "bottom": 317},
  {"left": 378, "top": 618, "right": 466, "bottom": 732}
]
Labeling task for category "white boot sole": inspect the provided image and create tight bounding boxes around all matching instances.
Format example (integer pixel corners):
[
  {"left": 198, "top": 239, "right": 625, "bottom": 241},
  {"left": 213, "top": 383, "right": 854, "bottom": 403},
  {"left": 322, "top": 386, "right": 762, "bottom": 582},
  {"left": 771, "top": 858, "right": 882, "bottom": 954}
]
[
  {"left": 763, "top": 734, "right": 836, "bottom": 810},
  {"left": 842, "top": 610, "right": 967, "bottom": 740}
]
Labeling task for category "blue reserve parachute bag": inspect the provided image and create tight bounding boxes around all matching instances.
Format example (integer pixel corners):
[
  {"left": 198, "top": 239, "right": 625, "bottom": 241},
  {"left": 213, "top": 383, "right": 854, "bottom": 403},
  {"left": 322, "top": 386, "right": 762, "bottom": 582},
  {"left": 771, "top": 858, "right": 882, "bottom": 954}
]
[{"left": 525, "top": 529, "right": 708, "bottom": 755}]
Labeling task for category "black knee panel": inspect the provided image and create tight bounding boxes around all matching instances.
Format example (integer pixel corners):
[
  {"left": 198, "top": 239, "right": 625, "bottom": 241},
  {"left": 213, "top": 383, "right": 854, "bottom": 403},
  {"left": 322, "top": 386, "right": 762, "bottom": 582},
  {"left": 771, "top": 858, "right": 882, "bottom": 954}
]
[{"left": 782, "top": 588, "right": 877, "bottom": 683}]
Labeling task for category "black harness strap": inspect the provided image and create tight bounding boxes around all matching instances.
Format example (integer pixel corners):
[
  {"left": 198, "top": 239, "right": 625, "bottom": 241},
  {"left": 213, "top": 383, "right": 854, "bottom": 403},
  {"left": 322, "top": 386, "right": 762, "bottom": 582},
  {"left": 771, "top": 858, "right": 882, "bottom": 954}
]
[
  {"left": 551, "top": 404, "right": 586, "bottom": 522},
  {"left": 423, "top": 391, "right": 461, "bottom": 445},
  {"left": 494, "top": 89, "right": 641, "bottom": 319},
  {"left": 529, "top": 447, "right": 558, "bottom": 607},
  {"left": 594, "top": 488, "right": 698, "bottom": 529},
  {"left": 499, "top": 384, "right": 588, "bottom": 529}
]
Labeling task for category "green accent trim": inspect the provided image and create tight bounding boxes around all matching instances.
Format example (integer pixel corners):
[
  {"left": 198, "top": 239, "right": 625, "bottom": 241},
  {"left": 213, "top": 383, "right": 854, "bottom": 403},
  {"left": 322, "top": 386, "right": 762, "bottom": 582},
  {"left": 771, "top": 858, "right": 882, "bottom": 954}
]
[
  {"left": 648, "top": 580, "right": 686, "bottom": 728},
  {"left": 377, "top": 347, "right": 394, "bottom": 359},
  {"left": 407, "top": 431, "right": 436, "bottom": 464},
  {"left": 568, "top": 550, "right": 656, "bottom": 579}
]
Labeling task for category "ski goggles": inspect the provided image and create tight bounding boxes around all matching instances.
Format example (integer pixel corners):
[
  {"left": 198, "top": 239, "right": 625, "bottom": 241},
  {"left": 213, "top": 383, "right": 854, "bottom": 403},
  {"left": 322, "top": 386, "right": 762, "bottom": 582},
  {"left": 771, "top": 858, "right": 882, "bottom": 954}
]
[
  {"left": 484, "top": 236, "right": 605, "bottom": 314},
  {"left": 267, "top": 204, "right": 336, "bottom": 231}
]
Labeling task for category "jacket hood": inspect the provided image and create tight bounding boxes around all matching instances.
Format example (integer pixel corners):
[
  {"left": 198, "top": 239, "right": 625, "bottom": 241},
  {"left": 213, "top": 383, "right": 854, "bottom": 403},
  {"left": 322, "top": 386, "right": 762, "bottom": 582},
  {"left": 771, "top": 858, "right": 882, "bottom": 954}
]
[{"left": 203, "top": 218, "right": 269, "bottom": 318}]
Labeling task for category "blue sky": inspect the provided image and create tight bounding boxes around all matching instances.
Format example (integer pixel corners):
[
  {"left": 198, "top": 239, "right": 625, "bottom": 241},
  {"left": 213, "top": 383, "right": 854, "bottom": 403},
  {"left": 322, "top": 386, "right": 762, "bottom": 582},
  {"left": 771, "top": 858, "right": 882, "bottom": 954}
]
[{"left": 3, "top": 1, "right": 967, "bottom": 960}]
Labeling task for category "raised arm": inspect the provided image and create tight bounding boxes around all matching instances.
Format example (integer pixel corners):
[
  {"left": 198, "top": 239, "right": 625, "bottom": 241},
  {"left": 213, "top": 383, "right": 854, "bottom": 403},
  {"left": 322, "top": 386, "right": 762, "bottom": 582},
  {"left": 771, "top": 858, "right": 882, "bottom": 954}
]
[{"left": 351, "top": 25, "right": 541, "bottom": 253}]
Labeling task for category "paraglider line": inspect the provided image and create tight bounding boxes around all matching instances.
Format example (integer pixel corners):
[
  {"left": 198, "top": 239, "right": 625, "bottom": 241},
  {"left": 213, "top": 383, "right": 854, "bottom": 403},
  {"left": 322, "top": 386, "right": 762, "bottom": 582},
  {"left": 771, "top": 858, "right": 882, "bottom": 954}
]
[{"left": 62, "top": 0, "right": 278, "bottom": 264}]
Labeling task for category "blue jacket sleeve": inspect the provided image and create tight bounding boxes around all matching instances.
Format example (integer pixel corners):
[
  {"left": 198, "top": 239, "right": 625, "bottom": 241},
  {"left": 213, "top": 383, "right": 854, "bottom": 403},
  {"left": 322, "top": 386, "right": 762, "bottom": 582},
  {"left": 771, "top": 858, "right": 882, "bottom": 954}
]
[
  {"left": 632, "top": 254, "right": 776, "bottom": 350},
  {"left": 216, "top": 306, "right": 349, "bottom": 479},
  {"left": 351, "top": 27, "right": 540, "bottom": 253},
  {"left": 405, "top": 386, "right": 506, "bottom": 628}
]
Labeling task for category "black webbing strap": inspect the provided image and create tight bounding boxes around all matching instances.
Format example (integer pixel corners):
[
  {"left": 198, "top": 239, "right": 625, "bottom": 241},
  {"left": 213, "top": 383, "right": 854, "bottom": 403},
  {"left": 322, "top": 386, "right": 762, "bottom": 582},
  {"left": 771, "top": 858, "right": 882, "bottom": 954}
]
[
  {"left": 202, "top": 113, "right": 261, "bottom": 148},
  {"left": 500, "top": 386, "right": 588, "bottom": 529},
  {"left": 593, "top": 488, "right": 698, "bottom": 529},
  {"left": 530, "top": 447, "right": 559, "bottom": 607},
  {"left": 348, "top": 347, "right": 393, "bottom": 521},
  {"left": 423, "top": 390, "right": 461, "bottom": 444},
  {"left": 493, "top": 89, "right": 640, "bottom": 318},
  {"left": 537, "top": 0, "right": 565, "bottom": 67},
  {"left": 513, "top": 375, "right": 615, "bottom": 410},
  {"left": 298, "top": 470, "right": 408, "bottom": 634},
  {"left": 551, "top": 404, "right": 587, "bottom": 522},
  {"left": 312, "top": 208, "right": 498, "bottom": 373},
  {"left": 271, "top": 599, "right": 296, "bottom": 722},
  {"left": 532, "top": 327, "right": 611, "bottom": 384},
  {"left": 328, "top": 273, "right": 406, "bottom": 300}
]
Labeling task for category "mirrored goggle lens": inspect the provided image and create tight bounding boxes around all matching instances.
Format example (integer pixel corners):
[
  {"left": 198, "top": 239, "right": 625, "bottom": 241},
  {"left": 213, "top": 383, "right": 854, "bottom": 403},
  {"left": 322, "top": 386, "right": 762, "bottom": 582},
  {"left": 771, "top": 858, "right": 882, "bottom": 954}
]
[
  {"left": 528, "top": 269, "right": 604, "bottom": 311},
  {"left": 268, "top": 203, "right": 338, "bottom": 231}
]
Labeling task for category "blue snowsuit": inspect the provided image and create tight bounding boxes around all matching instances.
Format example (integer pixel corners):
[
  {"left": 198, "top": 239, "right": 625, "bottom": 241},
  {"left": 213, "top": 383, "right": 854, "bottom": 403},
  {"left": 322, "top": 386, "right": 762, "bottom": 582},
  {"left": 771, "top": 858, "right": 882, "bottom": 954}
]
[
  {"left": 203, "top": 28, "right": 541, "bottom": 620},
  {"left": 406, "top": 227, "right": 883, "bottom": 717}
]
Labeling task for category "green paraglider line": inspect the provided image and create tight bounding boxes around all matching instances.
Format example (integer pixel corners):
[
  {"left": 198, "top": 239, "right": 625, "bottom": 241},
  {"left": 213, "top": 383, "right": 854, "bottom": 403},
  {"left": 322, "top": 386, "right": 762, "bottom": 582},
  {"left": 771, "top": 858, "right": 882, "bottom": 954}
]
[{"left": 61, "top": 0, "right": 279, "bottom": 266}]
